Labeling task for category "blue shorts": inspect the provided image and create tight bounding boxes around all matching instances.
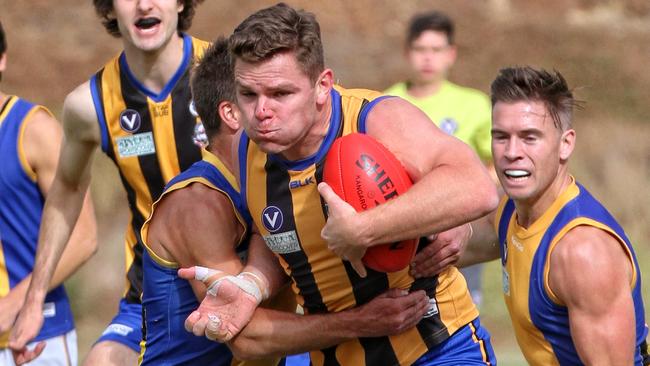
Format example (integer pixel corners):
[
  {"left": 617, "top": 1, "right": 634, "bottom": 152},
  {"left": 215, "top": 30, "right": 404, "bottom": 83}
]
[
  {"left": 413, "top": 317, "right": 496, "bottom": 365},
  {"left": 95, "top": 298, "right": 142, "bottom": 352}
]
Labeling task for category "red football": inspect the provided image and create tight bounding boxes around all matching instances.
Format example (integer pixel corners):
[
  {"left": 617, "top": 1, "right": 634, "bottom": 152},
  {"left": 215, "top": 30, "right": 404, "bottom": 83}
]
[{"left": 323, "top": 133, "right": 418, "bottom": 272}]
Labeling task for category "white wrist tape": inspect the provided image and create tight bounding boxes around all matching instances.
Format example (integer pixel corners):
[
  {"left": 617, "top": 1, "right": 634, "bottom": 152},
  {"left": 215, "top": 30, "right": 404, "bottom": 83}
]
[{"left": 192, "top": 266, "right": 268, "bottom": 304}]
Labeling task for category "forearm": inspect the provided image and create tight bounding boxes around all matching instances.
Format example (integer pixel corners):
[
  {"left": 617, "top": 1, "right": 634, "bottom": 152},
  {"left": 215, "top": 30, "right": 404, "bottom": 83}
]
[
  {"left": 457, "top": 216, "right": 500, "bottom": 267},
  {"left": 229, "top": 308, "right": 357, "bottom": 359},
  {"left": 358, "top": 162, "right": 498, "bottom": 247},
  {"left": 26, "top": 179, "right": 89, "bottom": 303},
  {"left": 242, "top": 235, "right": 289, "bottom": 298}
]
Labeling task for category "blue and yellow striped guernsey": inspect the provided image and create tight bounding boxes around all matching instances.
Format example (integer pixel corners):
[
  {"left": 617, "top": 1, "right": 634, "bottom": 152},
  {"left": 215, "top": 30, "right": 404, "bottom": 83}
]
[
  {"left": 239, "top": 86, "right": 482, "bottom": 366},
  {"left": 496, "top": 177, "right": 649, "bottom": 365},
  {"left": 89, "top": 33, "right": 209, "bottom": 304},
  {"left": 0, "top": 96, "right": 74, "bottom": 347}
]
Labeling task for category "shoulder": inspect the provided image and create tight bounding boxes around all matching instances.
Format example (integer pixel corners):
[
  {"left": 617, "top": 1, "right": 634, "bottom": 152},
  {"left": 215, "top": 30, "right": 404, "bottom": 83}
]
[
  {"left": 549, "top": 225, "right": 633, "bottom": 302},
  {"left": 157, "top": 182, "right": 237, "bottom": 224},
  {"left": 61, "top": 81, "right": 101, "bottom": 143}
]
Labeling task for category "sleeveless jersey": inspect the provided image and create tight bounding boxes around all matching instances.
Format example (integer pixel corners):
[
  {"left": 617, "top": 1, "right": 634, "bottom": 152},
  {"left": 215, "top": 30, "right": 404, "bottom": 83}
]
[
  {"left": 496, "top": 177, "right": 649, "bottom": 365},
  {"left": 239, "top": 86, "right": 479, "bottom": 366},
  {"left": 0, "top": 96, "right": 74, "bottom": 347},
  {"left": 138, "top": 152, "right": 295, "bottom": 366},
  {"left": 89, "top": 33, "right": 209, "bottom": 303}
]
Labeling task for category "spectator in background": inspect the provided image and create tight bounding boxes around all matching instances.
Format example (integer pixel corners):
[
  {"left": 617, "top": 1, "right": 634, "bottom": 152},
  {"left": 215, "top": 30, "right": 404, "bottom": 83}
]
[{"left": 385, "top": 11, "right": 495, "bottom": 307}]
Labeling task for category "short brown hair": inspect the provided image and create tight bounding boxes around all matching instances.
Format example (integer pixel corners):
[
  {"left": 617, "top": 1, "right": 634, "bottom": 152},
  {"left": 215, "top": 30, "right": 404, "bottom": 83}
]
[
  {"left": 230, "top": 2, "right": 324, "bottom": 83},
  {"left": 491, "top": 66, "right": 580, "bottom": 131},
  {"left": 93, "top": 0, "right": 204, "bottom": 38},
  {"left": 190, "top": 36, "right": 234, "bottom": 139},
  {"left": 407, "top": 11, "right": 454, "bottom": 46},
  {"left": 0, "top": 20, "right": 6, "bottom": 82}
]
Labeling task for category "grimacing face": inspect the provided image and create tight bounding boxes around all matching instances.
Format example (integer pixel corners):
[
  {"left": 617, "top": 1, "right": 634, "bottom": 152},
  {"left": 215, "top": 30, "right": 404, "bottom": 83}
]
[
  {"left": 406, "top": 30, "right": 456, "bottom": 85},
  {"left": 491, "top": 100, "right": 574, "bottom": 208},
  {"left": 234, "top": 51, "right": 331, "bottom": 160},
  {"left": 113, "top": 0, "right": 183, "bottom": 53}
]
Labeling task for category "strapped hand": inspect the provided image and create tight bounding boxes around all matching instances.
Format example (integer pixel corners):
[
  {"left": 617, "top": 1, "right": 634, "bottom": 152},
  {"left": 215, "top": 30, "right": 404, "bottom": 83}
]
[{"left": 178, "top": 266, "right": 268, "bottom": 342}]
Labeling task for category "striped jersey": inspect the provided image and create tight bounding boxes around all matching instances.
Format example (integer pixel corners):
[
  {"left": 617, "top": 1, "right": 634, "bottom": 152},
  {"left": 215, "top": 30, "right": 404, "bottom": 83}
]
[
  {"left": 89, "top": 33, "right": 209, "bottom": 303},
  {"left": 239, "top": 86, "right": 479, "bottom": 366},
  {"left": 0, "top": 96, "right": 74, "bottom": 347},
  {"left": 496, "top": 177, "right": 649, "bottom": 365}
]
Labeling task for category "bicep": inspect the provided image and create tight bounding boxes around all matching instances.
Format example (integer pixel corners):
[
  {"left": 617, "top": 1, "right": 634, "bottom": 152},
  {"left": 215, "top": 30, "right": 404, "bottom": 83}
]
[
  {"left": 365, "top": 97, "right": 482, "bottom": 182},
  {"left": 23, "top": 109, "right": 63, "bottom": 196}
]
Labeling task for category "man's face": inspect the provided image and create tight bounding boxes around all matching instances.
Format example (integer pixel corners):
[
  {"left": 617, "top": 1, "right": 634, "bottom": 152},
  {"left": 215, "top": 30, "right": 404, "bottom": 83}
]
[
  {"left": 113, "top": 0, "right": 183, "bottom": 52},
  {"left": 491, "top": 100, "right": 573, "bottom": 206},
  {"left": 406, "top": 30, "right": 456, "bottom": 84},
  {"left": 234, "top": 51, "right": 327, "bottom": 160}
]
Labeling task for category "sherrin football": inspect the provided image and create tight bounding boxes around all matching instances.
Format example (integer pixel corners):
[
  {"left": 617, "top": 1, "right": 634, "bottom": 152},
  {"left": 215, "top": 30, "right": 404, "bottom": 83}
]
[{"left": 323, "top": 133, "right": 418, "bottom": 272}]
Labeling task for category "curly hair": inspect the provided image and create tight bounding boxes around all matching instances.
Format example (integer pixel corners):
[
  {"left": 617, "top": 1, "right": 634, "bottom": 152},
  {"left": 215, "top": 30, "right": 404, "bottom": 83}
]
[{"left": 93, "top": 0, "right": 204, "bottom": 38}]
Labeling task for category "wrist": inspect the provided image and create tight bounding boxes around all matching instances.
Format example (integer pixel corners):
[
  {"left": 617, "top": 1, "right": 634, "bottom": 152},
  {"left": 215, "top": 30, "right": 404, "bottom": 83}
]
[{"left": 356, "top": 212, "right": 375, "bottom": 248}]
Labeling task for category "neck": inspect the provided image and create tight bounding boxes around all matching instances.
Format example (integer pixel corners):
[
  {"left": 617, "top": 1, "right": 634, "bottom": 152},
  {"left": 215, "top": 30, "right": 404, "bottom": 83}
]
[
  {"left": 122, "top": 33, "right": 185, "bottom": 94},
  {"left": 207, "top": 134, "right": 235, "bottom": 173},
  {"left": 514, "top": 170, "right": 572, "bottom": 228},
  {"left": 407, "top": 78, "right": 444, "bottom": 98}
]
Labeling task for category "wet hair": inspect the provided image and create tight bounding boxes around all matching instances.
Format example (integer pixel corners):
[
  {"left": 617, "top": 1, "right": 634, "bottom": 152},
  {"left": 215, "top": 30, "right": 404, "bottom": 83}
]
[
  {"left": 491, "top": 66, "right": 581, "bottom": 131},
  {"left": 93, "top": 0, "right": 204, "bottom": 38},
  {"left": 190, "top": 36, "right": 234, "bottom": 139},
  {"left": 406, "top": 11, "right": 455, "bottom": 46},
  {"left": 230, "top": 2, "right": 324, "bottom": 83},
  {"left": 0, "top": 20, "right": 6, "bottom": 81}
]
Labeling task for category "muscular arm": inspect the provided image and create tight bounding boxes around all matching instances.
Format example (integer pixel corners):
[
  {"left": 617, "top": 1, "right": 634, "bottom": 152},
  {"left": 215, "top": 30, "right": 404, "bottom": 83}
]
[
  {"left": 10, "top": 82, "right": 100, "bottom": 349},
  {"left": 549, "top": 226, "right": 636, "bottom": 366},
  {"left": 228, "top": 288, "right": 429, "bottom": 360},
  {"left": 0, "top": 109, "right": 97, "bottom": 332},
  {"left": 147, "top": 182, "right": 247, "bottom": 300},
  {"left": 456, "top": 211, "right": 500, "bottom": 268},
  {"left": 320, "top": 98, "right": 499, "bottom": 275}
]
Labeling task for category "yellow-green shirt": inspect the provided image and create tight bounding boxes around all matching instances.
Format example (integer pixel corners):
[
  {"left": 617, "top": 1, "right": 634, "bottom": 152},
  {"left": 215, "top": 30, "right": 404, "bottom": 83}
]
[{"left": 384, "top": 80, "right": 492, "bottom": 162}]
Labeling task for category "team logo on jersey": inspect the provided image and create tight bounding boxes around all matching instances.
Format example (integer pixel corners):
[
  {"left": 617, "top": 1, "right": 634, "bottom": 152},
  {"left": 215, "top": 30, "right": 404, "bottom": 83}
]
[
  {"left": 189, "top": 100, "right": 199, "bottom": 118},
  {"left": 193, "top": 121, "right": 209, "bottom": 148},
  {"left": 116, "top": 132, "right": 156, "bottom": 157},
  {"left": 119, "top": 109, "right": 141, "bottom": 133},
  {"left": 262, "top": 206, "right": 283, "bottom": 232},
  {"left": 502, "top": 239, "right": 508, "bottom": 264},
  {"left": 263, "top": 230, "right": 301, "bottom": 254},
  {"left": 423, "top": 297, "right": 440, "bottom": 318},
  {"left": 439, "top": 117, "right": 458, "bottom": 135}
]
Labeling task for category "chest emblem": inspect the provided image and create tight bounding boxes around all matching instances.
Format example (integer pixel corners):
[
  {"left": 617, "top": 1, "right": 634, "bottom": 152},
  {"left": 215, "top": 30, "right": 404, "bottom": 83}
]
[
  {"left": 119, "top": 109, "right": 141, "bottom": 133},
  {"left": 262, "top": 206, "right": 284, "bottom": 233},
  {"left": 439, "top": 117, "right": 458, "bottom": 135}
]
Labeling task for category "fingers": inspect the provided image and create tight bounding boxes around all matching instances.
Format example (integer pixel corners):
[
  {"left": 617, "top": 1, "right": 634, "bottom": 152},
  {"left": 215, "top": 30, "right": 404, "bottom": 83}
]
[
  {"left": 205, "top": 314, "right": 230, "bottom": 342},
  {"left": 177, "top": 267, "right": 197, "bottom": 281},
  {"left": 350, "top": 259, "right": 367, "bottom": 278},
  {"left": 191, "top": 313, "right": 210, "bottom": 337},
  {"left": 317, "top": 182, "right": 339, "bottom": 207},
  {"left": 184, "top": 310, "right": 202, "bottom": 333},
  {"left": 12, "top": 341, "right": 46, "bottom": 365}
]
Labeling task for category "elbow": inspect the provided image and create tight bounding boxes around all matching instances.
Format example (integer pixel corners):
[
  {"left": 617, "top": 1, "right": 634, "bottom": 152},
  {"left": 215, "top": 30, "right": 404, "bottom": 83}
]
[{"left": 472, "top": 180, "right": 499, "bottom": 219}]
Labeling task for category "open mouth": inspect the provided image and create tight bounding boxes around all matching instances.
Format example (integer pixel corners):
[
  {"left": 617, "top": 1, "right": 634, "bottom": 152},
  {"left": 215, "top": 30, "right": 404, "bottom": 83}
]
[
  {"left": 504, "top": 169, "right": 531, "bottom": 180},
  {"left": 135, "top": 17, "right": 161, "bottom": 30}
]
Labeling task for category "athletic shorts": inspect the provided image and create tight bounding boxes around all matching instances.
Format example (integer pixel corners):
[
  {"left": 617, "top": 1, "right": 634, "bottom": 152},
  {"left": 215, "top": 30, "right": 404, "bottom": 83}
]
[
  {"left": 0, "top": 329, "right": 77, "bottom": 366},
  {"left": 412, "top": 317, "right": 496, "bottom": 365},
  {"left": 95, "top": 298, "right": 142, "bottom": 352}
]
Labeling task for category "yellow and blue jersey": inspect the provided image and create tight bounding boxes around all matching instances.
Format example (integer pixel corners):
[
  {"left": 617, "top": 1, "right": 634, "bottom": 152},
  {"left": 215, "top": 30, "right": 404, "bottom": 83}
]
[
  {"left": 88, "top": 33, "right": 209, "bottom": 304},
  {"left": 496, "top": 177, "right": 649, "bottom": 365},
  {"left": 239, "top": 86, "right": 482, "bottom": 366},
  {"left": 138, "top": 152, "right": 251, "bottom": 365},
  {"left": 0, "top": 96, "right": 74, "bottom": 347}
]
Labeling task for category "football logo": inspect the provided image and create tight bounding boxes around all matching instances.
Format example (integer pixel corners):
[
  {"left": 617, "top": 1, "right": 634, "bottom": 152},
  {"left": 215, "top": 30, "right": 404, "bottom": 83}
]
[
  {"left": 119, "top": 109, "right": 141, "bottom": 133},
  {"left": 262, "top": 206, "right": 283, "bottom": 233}
]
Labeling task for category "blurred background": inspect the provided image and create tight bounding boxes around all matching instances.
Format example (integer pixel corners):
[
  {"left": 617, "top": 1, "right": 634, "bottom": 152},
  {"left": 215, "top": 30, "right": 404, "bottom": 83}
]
[{"left": 1, "top": 0, "right": 649, "bottom": 364}]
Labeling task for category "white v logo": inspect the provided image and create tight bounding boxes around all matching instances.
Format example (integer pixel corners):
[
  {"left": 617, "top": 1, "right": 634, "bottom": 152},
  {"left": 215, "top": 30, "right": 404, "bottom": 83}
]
[
  {"left": 122, "top": 114, "right": 137, "bottom": 129},
  {"left": 264, "top": 212, "right": 279, "bottom": 228}
]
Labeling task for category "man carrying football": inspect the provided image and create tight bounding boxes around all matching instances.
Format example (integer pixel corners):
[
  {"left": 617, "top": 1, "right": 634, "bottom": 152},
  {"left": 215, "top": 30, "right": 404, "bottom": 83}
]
[{"left": 184, "top": 3, "right": 498, "bottom": 365}]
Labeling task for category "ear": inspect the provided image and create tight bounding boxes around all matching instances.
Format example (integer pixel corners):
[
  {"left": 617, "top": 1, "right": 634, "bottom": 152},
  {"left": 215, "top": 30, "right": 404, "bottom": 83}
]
[
  {"left": 447, "top": 45, "right": 458, "bottom": 67},
  {"left": 559, "top": 128, "right": 575, "bottom": 161},
  {"left": 315, "top": 68, "right": 334, "bottom": 106},
  {"left": 218, "top": 101, "right": 240, "bottom": 132},
  {"left": 177, "top": 1, "right": 185, "bottom": 13},
  {"left": 0, "top": 53, "right": 6, "bottom": 73}
]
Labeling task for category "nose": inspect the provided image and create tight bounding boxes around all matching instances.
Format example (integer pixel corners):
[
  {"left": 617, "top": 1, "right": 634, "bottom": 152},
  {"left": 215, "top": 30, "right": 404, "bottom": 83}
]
[
  {"left": 254, "top": 97, "right": 272, "bottom": 121},
  {"left": 137, "top": 0, "right": 154, "bottom": 12},
  {"left": 503, "top": 137, "right": 523, "bottom": 161}
]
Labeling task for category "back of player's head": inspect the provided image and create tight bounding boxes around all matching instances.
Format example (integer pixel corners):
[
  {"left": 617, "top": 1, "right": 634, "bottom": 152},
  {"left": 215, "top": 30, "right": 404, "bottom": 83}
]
[
  {"left": 93, "top": 0, "right": 205, "bottom": 38},
  {"left": 190, "top": 36, "right": 234, "bottom": 139},
  {"left": 230, "top": 2, "right": 324, "bottom": 83},
  {"left": 407, "top": 11, "right": 455, "bottom": 46},
  {"left": 491, "top": 66, "right": 578, "bottom": 131}
]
